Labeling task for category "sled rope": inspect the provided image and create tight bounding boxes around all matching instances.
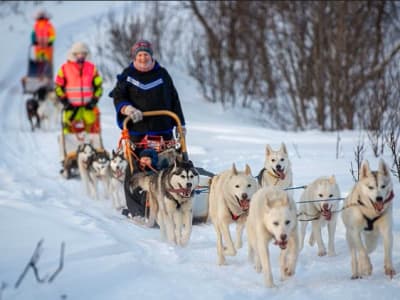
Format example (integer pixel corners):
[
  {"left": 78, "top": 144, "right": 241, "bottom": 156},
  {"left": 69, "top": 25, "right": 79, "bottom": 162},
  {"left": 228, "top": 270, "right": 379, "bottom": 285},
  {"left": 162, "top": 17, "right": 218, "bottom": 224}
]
[
  {"left": 296, "top": 197, "right": 345, "bottom": 204},
  {"left": 117, "top": 128, "right": 139, "bottom": 173},
  {"left": 284, "top": 185, "right": 307, "bottom": 191}
]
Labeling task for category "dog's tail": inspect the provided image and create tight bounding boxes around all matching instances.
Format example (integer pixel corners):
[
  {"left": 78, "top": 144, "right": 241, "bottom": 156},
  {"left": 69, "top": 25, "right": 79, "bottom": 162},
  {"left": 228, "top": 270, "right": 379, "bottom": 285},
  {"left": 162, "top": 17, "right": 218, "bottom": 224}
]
[{"left": 363, "top": 231, "right": 379, "bottom": 254}]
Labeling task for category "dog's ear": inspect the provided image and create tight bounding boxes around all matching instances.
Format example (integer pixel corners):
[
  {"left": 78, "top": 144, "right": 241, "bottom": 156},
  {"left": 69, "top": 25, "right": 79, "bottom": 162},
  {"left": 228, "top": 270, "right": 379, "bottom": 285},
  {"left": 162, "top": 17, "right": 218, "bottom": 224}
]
[
  {"left": 378, "top": 159, "right": 389, "bottom": 176},
  {"left": 265, "top": 144, "right": 273, "bottom": 156},
  {"left": 245, "top": 164, "right": 252, "bottom": 176},
  {"left": 112, "top": 149, "right": 116, "bottom": 156},
  {"left": 280, "top": 142, "right": 287, "bottom": 154},
  {"left": 329, "top": 175, "right": 336, "bottom": 184},
  {"left": 232, "top": 163, "right": 238, "bottom": 175},
  {"left": 360, "top": 160, "right": 370, "bottom": 179}
]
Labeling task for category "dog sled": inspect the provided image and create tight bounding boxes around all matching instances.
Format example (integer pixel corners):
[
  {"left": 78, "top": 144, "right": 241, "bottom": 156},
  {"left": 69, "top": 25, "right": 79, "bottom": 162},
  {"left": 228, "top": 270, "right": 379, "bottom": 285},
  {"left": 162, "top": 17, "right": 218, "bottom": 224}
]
[
  {"left": 121, "top": 111, "right": 212, "bottom": 224},
  {"left": 21, "top": 45, "right": 54, "bottom": 95},
  {"left": 59, "top": 107, "right": 105, "bottom": 179}
]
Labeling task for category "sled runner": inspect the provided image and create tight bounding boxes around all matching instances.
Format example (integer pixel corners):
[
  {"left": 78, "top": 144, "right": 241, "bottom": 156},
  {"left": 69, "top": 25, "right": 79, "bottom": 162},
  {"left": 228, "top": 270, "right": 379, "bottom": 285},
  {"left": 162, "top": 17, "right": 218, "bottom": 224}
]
[
  {"left": 120, "top": 110, "right": 211, "bottom": 224},
  {"left": 59, "top": 106, "right": 105, "bottom": 179}
]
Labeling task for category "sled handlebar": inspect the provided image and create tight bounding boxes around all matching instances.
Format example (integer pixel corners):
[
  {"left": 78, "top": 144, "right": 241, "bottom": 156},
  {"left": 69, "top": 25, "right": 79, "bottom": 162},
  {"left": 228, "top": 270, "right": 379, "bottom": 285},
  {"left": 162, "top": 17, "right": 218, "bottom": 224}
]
[{"left": 122, "top": 110, "right": 188, "bottom": 161}]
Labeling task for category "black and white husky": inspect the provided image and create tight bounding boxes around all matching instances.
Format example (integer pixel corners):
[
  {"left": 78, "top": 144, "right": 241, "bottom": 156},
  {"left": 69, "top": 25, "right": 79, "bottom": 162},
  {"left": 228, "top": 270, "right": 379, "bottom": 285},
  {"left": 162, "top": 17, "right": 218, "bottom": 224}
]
[
  {"left": 88, "top": 151, "right": 111, "bottom": 201},
  {"left": 109, "top": 149, "right": 128, "bottom": 210},
  {"left": 77, "top": 143, "right": 97, "bottom": 197},
  {"left": 147, "top": 159, "right": 200, "bottom": 246}
]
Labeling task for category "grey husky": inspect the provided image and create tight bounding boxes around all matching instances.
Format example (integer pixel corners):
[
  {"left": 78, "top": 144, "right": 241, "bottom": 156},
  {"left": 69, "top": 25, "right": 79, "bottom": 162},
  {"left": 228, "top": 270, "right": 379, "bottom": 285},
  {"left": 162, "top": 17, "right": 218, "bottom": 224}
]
[{"left": 147, "top": 158, "right": 200, "bottom": 247}]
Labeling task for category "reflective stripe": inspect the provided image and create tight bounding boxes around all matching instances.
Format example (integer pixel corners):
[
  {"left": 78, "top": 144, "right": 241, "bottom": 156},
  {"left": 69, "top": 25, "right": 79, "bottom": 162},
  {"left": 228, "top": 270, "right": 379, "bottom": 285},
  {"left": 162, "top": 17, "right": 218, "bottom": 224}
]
[
  {"left": 126, "top": 77, "right": 163, "bottom": 90},
  {"left": 66, "top": 87, "right": 93, "bottom": 92}
]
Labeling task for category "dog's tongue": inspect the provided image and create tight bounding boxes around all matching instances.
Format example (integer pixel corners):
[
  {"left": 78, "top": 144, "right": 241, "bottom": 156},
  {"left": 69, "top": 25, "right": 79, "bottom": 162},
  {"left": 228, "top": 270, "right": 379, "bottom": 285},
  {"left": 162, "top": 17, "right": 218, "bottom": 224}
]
[
  {"left": 239, "top": 199, "right": 250, "bottom": 210},
  {"left": 374, "top": 202, "right": 384, "bottom": 213},
  {"left": 274, "top": 240, "right": 287, "bottom": 249},
  {"left": 116, "top": 169, "right": 123, "bottom": 178},
  {"left": 321, "top": 209, "right": 332, "bottom": 221},
  {"left": 276, "top": 170, "right": 285, "bottom": 180}
]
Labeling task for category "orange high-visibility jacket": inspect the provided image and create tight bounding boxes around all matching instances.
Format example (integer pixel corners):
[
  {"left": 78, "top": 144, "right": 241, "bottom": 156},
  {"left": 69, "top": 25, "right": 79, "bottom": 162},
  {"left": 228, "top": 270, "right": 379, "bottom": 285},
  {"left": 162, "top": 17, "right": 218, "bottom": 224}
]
[
  {"left": 55, "top": 61, "right": 102, "bottom": 107},
  {"left": 33, "top": 19, "right": 56, "bottom": 46}
]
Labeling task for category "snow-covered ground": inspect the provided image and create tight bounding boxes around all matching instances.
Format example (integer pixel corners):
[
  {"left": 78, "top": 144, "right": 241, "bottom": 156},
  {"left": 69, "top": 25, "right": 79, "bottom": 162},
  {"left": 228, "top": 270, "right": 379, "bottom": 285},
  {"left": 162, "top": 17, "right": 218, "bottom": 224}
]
[{"left": 0, "top": 2, "right": 399, "bottom": 300}]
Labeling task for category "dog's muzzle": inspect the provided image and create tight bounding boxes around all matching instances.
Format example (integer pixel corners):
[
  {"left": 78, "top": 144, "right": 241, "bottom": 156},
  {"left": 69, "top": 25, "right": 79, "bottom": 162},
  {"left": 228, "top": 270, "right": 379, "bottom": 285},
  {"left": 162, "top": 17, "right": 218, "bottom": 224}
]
[
  {"left": 274, "top": 234, "right": 288, "bottom": 249},
  {"left": 273, "top": 167, "right": 286, "bottom": 180},
  {"left": 320, "top": 203, "right": 332, "bottom": 221},
  {"left": 235, "top": 195, "right": 250, "bottom": 211}
]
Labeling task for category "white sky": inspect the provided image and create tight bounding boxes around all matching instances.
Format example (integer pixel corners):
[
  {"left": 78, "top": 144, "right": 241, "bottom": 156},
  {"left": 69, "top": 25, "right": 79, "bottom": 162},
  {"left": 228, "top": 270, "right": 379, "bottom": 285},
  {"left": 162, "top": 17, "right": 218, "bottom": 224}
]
[{"left": 0, "top": 2, "right": 399, "bottom": 300}]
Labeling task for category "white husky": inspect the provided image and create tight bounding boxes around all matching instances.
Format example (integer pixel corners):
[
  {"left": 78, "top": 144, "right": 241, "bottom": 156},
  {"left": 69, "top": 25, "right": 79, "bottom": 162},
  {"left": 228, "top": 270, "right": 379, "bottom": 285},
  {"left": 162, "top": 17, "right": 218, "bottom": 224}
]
[
  {"left": 109, "top": 149, "right": 128, "bottom": 210},
  {"left": 258, "top": 143, "right": 293, "bottom": 189},
  {"left": 298, "top": 175, "right": 341, "bottom": 256},
  {"left": 342, "top": 159, "right": 395, "bottom": 279},
  {"left": 208, "top": 163, "right": 259, "bottom": 265},
  {"left": 247, "top": 186, "right": 299, "bottom": 288}
]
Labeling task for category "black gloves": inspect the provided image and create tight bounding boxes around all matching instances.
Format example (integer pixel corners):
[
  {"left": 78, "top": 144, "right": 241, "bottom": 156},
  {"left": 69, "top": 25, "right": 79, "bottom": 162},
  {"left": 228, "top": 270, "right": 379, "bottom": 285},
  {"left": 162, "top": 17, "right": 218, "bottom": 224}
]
[
  {"left": 85, "top": 98, "right": 98, "bottom": 110},
  {"left": 60, "top": 97, "right": 72, "bottom": 110}
]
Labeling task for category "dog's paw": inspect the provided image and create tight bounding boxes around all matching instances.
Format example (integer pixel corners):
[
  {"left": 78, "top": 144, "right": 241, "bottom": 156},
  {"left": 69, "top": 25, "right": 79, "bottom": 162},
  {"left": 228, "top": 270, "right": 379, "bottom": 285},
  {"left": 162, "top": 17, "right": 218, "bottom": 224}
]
[
  {"left": 235, "top": 241, "right": 243, "bottom": 249},
  {"left": 284, "top": 267, "right": 295, "bottom": 277},
  {"left": 327, "top": 250, "right": 337, "bottom": 257},
  {"left": 351, "top": 274, "right": 362, "bottom": 280},
  {"left": 218, "top": 257, "right": 226, "bottom": 266},
  {"left": 255, "top": 264, "right": 262, "bottom": 273},
  {"left": 318, "top": 249, "right": 327, "bottom": 256},
  {"left": 265, "top": 280, "right": 277, "bottom": 288},
  {"left": 384, "top": 266, "right": 396, "bottom": 278},
  {"left": 363, "top": 256, "right": 373, "bottom": 276},
  {"left": 223, "top": 247, "right": 237, "bottom": 256}
]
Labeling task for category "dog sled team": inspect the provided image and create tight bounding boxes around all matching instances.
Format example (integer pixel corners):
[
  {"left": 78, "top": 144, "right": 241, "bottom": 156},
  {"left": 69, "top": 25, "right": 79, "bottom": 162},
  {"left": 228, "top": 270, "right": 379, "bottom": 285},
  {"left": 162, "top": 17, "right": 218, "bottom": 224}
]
[
  {"left": 207, "top": 143, "right": 396, "bottom": 287},
  {"left": 20, "top": 14, "right": 396, "bottom": 287}
]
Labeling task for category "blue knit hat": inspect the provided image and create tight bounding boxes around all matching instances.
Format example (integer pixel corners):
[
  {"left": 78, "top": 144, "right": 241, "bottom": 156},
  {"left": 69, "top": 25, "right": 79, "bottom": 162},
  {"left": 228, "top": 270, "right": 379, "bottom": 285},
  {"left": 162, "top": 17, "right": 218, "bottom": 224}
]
[
  {"left": 139, "top": 148, "right": 158, "bottom": 167},
  {"left": 131, "top": 40, "right": 153, "bottom": 58}
]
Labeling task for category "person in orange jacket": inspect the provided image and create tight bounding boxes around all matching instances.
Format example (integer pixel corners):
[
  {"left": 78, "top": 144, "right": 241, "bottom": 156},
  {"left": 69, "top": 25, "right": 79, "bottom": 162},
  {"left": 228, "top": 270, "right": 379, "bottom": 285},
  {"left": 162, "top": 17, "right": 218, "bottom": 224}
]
[
  {"left": 31, "top": 9, "right": 56, "bottom": 63},
  {"left": 54, "top": 42, "right": 103, "bottom": 134}
]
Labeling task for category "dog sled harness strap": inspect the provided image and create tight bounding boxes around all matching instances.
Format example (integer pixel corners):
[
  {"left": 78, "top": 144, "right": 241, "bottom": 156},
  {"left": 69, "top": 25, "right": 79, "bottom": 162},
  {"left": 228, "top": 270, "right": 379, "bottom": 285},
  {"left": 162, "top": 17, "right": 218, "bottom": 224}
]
[
  {"left": 256, "top": 168, "right": 265, "bottom": 186},
  {"left": 363, "top": 215, "right": 382, "bottom": 231}
]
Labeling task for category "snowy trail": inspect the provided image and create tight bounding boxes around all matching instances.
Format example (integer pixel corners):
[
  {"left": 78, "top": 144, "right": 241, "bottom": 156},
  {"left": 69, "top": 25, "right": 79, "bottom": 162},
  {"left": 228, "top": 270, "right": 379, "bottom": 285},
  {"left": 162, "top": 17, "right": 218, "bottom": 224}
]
[{"left": 1, "top": 3, "right": 400, "bottom": 300}]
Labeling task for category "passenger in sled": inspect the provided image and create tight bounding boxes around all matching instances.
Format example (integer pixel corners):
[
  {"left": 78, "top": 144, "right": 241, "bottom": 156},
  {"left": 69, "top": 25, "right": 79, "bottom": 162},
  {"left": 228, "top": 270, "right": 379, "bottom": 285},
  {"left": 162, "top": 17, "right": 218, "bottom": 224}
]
[{"left": 110, "top": 39, "right": 187, "bottom": 220}]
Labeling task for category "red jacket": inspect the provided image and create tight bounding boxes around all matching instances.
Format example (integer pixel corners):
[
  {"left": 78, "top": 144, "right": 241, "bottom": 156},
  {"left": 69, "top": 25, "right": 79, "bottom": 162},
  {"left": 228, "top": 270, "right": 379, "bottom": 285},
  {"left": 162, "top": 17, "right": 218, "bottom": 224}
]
[{"left": 55, "top": 61, "right": 102, "bottom": 107}]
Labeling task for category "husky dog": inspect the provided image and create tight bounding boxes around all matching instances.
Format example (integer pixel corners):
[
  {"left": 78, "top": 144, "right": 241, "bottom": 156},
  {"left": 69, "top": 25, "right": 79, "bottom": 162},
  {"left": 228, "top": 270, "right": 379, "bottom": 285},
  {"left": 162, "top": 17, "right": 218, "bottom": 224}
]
[
  {"left": 208, "top": 164, "right": 259, "bottom": 265},
  {"left": 146, "top": 158, "right": 199, "bottom": 246},
  {"left": 342, "top": 159, "right": 395, "bottom": 279},
  {"left": 77, "top": 143, "right": 97, "bottom": 196},
  {"left": 25, "top": 87, "right": 49, "bottom": 131},
  {"left": 298, "top": 176, "right": 341, "bottom": 256},
  {"left": 109, "top": 149, "right": 128, "bottom": 210},
  {"left": 37, "top": 91, "right": 62, "bottom": 130},
  {"left": 26, "top": 97, "right": 40, "bottom": 131},
  {"left": 257, "top": 143, "right": 293, "bottom": 189},
  {"left": 88, "top": 151, "right": 111, "bottom": 200},
  {"left": 247, "top": 186, "right": 299, "bottom": 288}
]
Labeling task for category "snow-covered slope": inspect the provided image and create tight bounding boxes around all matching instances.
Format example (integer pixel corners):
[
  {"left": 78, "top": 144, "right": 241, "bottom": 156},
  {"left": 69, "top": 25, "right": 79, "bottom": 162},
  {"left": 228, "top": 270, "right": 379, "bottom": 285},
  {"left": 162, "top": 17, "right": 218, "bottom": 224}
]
[{"left": 0, "top": 2, "right": 399, "bottom": 300}]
